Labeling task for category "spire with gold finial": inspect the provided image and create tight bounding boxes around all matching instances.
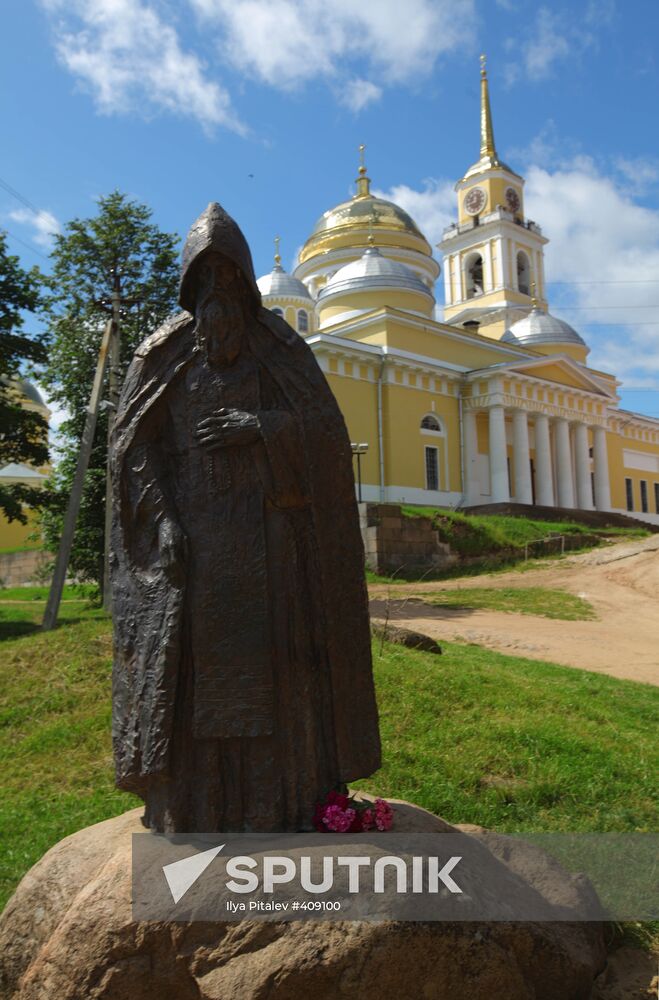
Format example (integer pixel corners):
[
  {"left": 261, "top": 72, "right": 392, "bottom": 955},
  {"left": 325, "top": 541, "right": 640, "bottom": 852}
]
[
  {"left": 479, "top": 54, "right": 499, "bottom": 165},
  {"left": 355, "top": 143, "right": 371, "bottom": 199},
  {"left": 274, "top": 234, "right": 282, "bottom": 267}
]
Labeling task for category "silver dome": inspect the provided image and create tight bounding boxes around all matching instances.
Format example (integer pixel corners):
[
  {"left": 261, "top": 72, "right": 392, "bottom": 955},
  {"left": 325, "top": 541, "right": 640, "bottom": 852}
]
[
  {"left": 0, "top": 376, "right": 46, "bottom": 408},
  {"left": 257, "top": 264, "right": 312, "bottom": 301},
  {"left": 501, "top": 307, "right": 587, "bottom": 348},
  {"left": 318, "top": 247, "right": 433, "bottom": 301}
]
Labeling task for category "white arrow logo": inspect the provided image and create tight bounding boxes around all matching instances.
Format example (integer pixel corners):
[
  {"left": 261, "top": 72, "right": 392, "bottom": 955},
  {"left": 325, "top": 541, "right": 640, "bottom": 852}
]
[{"left": 162, "top": 844, "right": 225, "bottom": 904}]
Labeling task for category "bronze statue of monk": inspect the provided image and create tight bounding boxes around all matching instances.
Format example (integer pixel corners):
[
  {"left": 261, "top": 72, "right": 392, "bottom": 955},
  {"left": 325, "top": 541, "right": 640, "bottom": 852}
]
[{"left": 110, "top": 203, "right": 380, "bottom": 833}]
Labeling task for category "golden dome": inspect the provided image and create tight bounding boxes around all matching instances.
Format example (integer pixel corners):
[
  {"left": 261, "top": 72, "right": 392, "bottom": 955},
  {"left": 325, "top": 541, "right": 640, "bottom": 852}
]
[
  {"left": 310, "top": 193, "right": 424, "bottom": 241},
  {"left": 298, "top": 146, "right": 434, "bottom": 266}
]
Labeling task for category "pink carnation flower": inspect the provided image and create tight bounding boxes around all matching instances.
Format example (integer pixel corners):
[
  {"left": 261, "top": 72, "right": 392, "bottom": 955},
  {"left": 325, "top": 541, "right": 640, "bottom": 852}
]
[
  {"left": 374, "top": 798, "right": 394, "bottom": 831},
  {"left": 323, "top": 805, "right": 356, "bottom": 832},
  {"left": 361, "top": 808, "right": 375, "bottom": 831}
]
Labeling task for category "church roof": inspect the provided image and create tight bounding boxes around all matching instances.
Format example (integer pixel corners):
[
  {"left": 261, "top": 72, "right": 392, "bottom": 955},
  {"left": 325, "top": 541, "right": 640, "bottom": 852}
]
[
  {"left": 297, "top": 147, "right": 434, "bottom": 268},
  {"left": 257, "top": 263, "right": 312, "bottom": 301},
  {"left": 309, "top": 193, "right": 424, "bottom": 242},
  {"left": 318, "top": 246, "right": 432, "bottom": 301},
  {"left": 0, "top": 376, "right": 47, "bottom": 409},
  {"left": 501, "top": 307, "right": 587, "bottom": 349},
  {"left": 0, "top": 462, "right": 47, "bottom": 480},
  {"left": 17, "top": 379, "right": 46, "bottom": 407}
]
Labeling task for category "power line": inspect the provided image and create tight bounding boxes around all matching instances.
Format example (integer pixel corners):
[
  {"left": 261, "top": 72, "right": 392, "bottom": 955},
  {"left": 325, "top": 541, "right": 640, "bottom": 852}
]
[
  {"left": 552, "top": 305, "right": 659, "bottom": 310},
  {"left": 0, "top": 174, "right": 43, "bottom": 216},
  {"left": 547, "top": 279, "right": 659, "bottom": 286},
  {"left": 1, "top": 226, "right": 50, "bottom": 261}
]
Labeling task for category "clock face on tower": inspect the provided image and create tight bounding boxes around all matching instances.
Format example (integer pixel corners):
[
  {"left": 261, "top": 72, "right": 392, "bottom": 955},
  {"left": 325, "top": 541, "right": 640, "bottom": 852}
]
[
  {"left": 464, "top": 187, "right": 486, "bottom": 216},
  {"left": 505, "top": 186, "right": 520, "bottom": 213}
]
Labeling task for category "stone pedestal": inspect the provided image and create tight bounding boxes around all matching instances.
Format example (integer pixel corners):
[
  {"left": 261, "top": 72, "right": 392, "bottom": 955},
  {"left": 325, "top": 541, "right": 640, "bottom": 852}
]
[{"left": 0, "top": 802, "right": 607, "bottom": 1000}]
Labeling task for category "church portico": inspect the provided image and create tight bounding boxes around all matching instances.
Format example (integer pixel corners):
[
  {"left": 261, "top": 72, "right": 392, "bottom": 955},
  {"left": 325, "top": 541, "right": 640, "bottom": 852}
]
[{"left": 463, "top": 390, "right": 614, "bottom": 514}]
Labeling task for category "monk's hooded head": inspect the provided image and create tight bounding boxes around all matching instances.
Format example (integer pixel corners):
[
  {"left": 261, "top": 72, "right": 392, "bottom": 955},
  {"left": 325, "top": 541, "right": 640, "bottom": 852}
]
[{"left": 180, "top": 203, "right": 262, "bottom": 367}]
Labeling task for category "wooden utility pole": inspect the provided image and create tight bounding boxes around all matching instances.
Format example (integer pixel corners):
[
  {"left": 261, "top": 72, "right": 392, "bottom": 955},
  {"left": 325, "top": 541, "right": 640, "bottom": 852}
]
[
  {"left": 102, "top": 274, "right": 122, "bottom": 611},
  {"left": 42, "top": 319, "right": 114, "bottom": 631}
]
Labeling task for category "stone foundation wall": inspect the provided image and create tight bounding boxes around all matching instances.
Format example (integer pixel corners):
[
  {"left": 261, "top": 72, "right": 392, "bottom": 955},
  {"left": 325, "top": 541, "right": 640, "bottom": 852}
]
[
  {"left": 359, "top": 504, "right": 458, "bottom": 577},
  {"left": 0, "top": 549, "right": 49, "bottom": 587}
]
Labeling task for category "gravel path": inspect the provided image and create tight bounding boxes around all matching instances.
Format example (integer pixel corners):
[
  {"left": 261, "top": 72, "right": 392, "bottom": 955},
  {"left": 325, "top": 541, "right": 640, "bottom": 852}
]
[{"left": 369, "top": 536, "right": 659, "bottom": 685}]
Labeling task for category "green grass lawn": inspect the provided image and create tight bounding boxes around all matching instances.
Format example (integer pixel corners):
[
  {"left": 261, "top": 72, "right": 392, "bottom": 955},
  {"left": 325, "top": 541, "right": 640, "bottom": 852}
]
[
  {"left": 400, "top": 506, "right": 649, "bottom": 559},
  {"left": 1, "top": 592, "right": 657, "bottom": 913},
  {"left": 0, "top": 585, "right": 101, "bottom": 640},
  {"left": 355, "top": 641, "right": 658, "bottom": 835},
  {"left": 404, "top": 586, "right": 596, "bottom": 621}
]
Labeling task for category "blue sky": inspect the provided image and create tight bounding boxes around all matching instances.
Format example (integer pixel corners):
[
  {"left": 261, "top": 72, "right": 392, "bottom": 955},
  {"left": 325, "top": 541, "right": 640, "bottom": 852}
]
[{"left": 3, "top": 0, "right": 659, "bottom": 418}]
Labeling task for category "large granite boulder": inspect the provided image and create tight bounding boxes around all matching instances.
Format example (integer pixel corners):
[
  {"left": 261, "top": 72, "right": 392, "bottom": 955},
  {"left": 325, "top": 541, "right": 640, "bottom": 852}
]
[{"left": 0, "top": 801, "right": 606, "bottom": 1000}]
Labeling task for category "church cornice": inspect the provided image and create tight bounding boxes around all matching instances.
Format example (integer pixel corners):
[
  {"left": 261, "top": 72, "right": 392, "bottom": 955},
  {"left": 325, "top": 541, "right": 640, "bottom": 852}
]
[
  {"left": 464, "top": 391, "right": 610, "bottom": 428},
  {"left": 314, "top": 305, "right": 534, "bottom": 360},
  {"left": 466, "top": 355, "right": 617, "bottom": 398},
  {"left": 439, "top": 213, "right": 547, "bottom": 251}
]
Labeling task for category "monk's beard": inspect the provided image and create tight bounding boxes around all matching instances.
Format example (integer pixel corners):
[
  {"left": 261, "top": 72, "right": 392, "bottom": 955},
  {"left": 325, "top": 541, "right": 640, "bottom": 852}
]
[{"left": 195, "top": 297, "right": 245, "bottom": 367}]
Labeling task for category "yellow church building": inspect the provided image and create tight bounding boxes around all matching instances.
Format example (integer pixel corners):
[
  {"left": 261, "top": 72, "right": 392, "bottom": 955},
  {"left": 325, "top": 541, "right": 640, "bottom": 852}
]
[
  {"left": 257, "top": 59, "right": 659, "bottom": 526},
  {"left": 0, "top": 378, "right": 50, "bottom": 551}
]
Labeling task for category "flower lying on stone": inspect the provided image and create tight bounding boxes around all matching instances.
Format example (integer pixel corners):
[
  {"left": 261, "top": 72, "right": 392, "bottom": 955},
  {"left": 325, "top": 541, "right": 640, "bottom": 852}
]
[{"left": 313, "top": 790, "right": 394, "bottom": 832}]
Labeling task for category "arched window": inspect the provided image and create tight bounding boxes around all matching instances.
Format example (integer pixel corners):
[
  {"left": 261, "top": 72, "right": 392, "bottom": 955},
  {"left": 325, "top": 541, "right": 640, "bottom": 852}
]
[
  {"left": 297, "top": 309, "right": 309, "bottom": 333},
  {"left": 271, "top": 306, "right": 284, "bottom": 318},
  {"left": 421, "top": 414, "right": 442, "bottom": 432},
  {"left": 465, "top": 253, "right": 483, "bottom": 299},
  {"left": 421, "top": 414, "right": 447, "bottom": 491},
  {"left": 516, "top": 251, "right": 531, "bottom": 296}
]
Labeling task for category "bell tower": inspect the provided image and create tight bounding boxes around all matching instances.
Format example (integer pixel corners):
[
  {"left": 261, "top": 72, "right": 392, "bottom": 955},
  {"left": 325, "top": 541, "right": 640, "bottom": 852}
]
[{"left": 439, "top": 56, "right": 549, "bottom": 340}]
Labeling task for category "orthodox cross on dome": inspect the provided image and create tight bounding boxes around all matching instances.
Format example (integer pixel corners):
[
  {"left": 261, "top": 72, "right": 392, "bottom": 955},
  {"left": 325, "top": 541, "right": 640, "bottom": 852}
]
[
  {"left": 355, "top": 143, "right": 371, "bottom": 199},
  {"left": 274, "top": 235, "right": 281, "bottom": 267},
  {"left": 479, "top": 54, "right": 499, "bottom": 165}
]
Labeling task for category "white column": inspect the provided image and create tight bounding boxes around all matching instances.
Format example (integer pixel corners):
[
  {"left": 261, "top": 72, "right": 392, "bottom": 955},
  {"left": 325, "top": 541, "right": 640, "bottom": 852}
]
[
  {"left": 555, "top": 419, "right": 575, "bottom": 508},
  {"left": 489, "top": 405, "right": 510, "bottom": 503},
  {"left": 454, "top": 255, "right": 463, "bottom": 301},
  {"left": 535, "top": 250, "right": 543, "bottom": 298},
  {"left": 593, "top": 426, "right": 612, "bottom": 511},
  {"left": 463, "top": 408, "right": 479, "bottom": 504},
  {"left": 574, "top": 423, "right": 594, "bottom": 509},
  {"left": 483, "top": 242, "right": 493, "bottom": 292},
  {"left": 534, "top": 415, "right": 554, "bottom": 506},
  {"left": 494, "top": 237, "right": 504, "bottom": 288},
  {"left": 512, "top": 410, "right": 532, "bottom": 504},
  {"left": 443, "top": 260, "right": 452, "bottom": 305}
]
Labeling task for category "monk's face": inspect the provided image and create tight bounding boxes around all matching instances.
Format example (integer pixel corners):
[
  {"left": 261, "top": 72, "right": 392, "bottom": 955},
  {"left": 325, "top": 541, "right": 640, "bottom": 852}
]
[{"left": 194, "top": 254, "right": 246, "bottom": 367}]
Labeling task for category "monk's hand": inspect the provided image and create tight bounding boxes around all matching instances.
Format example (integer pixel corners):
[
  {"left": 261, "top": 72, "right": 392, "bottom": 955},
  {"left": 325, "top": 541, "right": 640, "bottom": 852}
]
[
  {"left": 195, "top": 408, "right": 261, "bottom": 449},
  {"left": 158, "top": 517, "right": 187, "bottom": 580}
]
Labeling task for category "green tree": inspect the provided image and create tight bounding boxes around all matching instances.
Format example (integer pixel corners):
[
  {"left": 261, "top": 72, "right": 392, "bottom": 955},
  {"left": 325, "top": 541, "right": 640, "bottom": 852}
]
[
  {"left": 40, "top": 191, "right": 180, "bottom": 591},
  {"left": 0, "top": 231, "right": 48, "bottom": 524}
]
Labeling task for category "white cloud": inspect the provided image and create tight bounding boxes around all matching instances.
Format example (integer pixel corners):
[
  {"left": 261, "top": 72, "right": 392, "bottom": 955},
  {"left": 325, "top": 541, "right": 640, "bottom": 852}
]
[
  {"left": 8, "top": 208, "right": 61, "bottom": 248},
  {"left": 190, "top": 0, "right": 476, "bottom": 89},
  {"left": 40, "top": 0, "right": 243, "bottom": 133},
  {"left": 373, "top": 179, "right": 456, "bottom": 249},
  {"left": 503, "top": 3, "right": 613, "bottom": 85},
  {"left": 614, "top": 156, "right": 659, "bottom": 195},
  {"left": 523, "top": 7, "right": 571, "bottom": 79},
  {"left": 340, "top": 79, "right": 383, "bottom": 114},
  {"left": 40, "top": 0, "right": 476, "bottom": 129},
  {"left": 524, "top": 157, "right": 659, "bottom": 386},
  {"left": 376, "top": 157, "right": 659, "bottom": 389}
]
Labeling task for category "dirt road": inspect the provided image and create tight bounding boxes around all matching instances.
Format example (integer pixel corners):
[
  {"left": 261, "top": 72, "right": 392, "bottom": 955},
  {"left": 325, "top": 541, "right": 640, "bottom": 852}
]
[{"left": 369, "top": 536, "right": 659, "bottom": 685}]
